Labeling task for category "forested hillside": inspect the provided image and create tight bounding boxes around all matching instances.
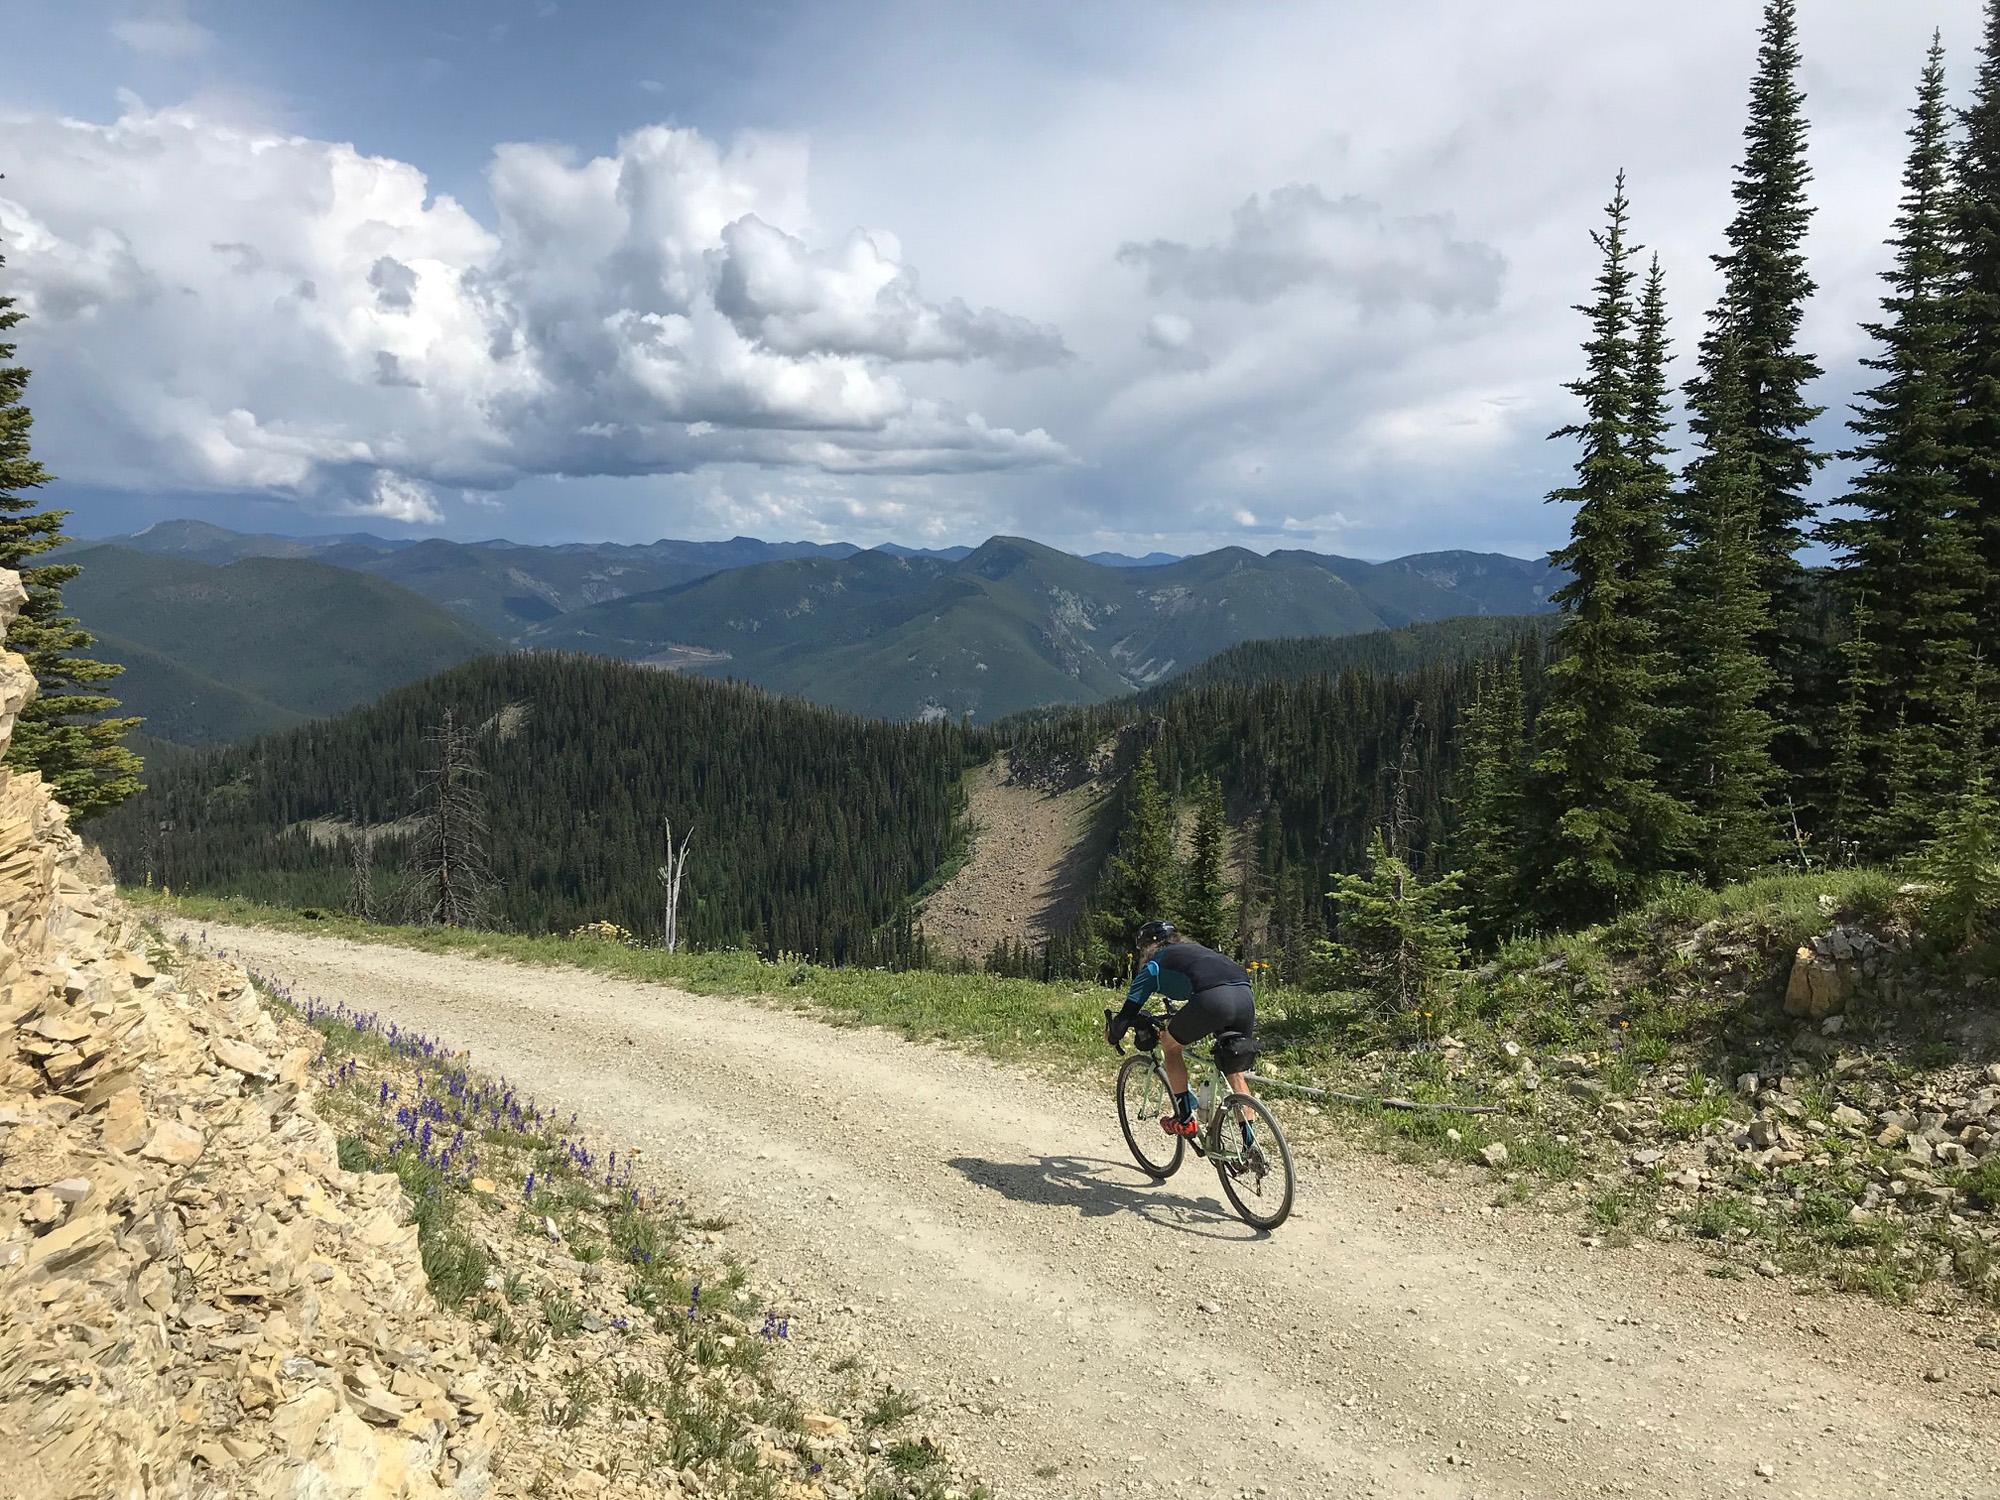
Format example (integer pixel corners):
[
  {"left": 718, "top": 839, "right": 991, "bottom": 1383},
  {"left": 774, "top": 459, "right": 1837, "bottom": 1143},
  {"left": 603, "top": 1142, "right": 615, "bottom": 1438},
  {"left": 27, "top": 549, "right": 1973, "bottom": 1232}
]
[
  {"left": 1132, "top": 615, "right": 1553, "bottom": 701},
  {"left": 92, "top": 653, "right": 975, "bottom": 960},
  {"left": 64, "top": 546, "right": 499, "bottom": 746},
  {"left": 83, "top": 522, "right": 864, "bottom": 638},
  {"left": 524, "top": 536, "right": 1559, "bottom": 722},
  {"left": 991, "top": 625, "right": 1551, "bottom": 977}
]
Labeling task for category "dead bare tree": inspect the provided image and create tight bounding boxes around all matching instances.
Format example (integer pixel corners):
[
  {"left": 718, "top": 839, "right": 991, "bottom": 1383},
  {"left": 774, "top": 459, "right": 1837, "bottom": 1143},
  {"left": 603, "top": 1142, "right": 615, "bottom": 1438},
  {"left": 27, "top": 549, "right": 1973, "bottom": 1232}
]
[
  {"left": 346, "top": 805, "right": 375, "bottom": 921},
  {"left": 403, "top": 710, "right": 493, "bottom": 927},
  {"left": 656, "top": 818, "right": 695, "bottom": 951}
]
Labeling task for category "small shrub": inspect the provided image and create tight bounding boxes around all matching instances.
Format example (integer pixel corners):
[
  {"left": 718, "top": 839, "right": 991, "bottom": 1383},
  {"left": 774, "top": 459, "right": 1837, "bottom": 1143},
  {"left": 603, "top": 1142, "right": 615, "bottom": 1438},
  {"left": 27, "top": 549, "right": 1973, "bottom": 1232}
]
[
  {"left": 1966, "top": 1155, "right": 2000, "bottom": 1210},
  {"left": 865, "top": 1388, "right": 921, "bottom": 1431},
  {"left": 887, "top": 1440, "right": 942, "bottom": 1476},
  {"left": 1686, "top": 1196, "right": 1762, "bottom": 1240},
  {"left": 543, "top": 1292, "right": 585, "bottom": 1338}
]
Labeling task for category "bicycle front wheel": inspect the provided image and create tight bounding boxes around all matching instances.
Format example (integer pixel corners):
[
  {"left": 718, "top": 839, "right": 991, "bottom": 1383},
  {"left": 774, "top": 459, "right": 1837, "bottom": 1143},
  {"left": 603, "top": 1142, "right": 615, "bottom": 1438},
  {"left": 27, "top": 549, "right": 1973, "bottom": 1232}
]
[
  {"left": 1116, "top": 1053, "right": 1184, "bottom": 1180},
  {"left": 1212, "top": 1095, "right": 1294, "bottom": 1230}
]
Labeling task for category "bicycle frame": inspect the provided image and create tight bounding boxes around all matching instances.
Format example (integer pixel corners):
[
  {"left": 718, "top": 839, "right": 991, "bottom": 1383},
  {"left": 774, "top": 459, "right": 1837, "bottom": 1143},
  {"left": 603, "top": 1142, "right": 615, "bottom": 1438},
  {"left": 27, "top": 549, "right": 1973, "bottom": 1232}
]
[{"left": 1109, "top": 1007, "right": 1251, "bottom": 1160}]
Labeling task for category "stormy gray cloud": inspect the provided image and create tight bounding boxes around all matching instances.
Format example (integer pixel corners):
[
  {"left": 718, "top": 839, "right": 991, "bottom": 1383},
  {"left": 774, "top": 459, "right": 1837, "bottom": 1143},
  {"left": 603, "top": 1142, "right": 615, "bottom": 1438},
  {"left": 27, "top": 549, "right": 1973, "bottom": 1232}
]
[{"left": 1117, "top": 185, "right": 1506, "bottom": 316}]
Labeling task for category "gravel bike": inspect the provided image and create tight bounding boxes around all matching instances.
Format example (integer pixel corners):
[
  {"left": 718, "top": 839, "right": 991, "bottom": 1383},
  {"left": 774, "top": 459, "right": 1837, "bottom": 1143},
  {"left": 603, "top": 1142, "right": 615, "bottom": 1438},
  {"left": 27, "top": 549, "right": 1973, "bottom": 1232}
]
[{"left": 1106, "top": 1006, "right": 1296, "bottom": 1230}]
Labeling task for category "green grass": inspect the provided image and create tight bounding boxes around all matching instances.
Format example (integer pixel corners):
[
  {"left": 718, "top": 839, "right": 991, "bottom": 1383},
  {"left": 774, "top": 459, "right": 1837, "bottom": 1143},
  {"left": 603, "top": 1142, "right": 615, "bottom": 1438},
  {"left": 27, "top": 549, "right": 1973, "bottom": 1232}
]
[
  {"left": 864, "top": 1388, "right": 921, "bottom": 1432},
  {"left": 142, "top": 887, "right": 1128, "bottom": 1069}
]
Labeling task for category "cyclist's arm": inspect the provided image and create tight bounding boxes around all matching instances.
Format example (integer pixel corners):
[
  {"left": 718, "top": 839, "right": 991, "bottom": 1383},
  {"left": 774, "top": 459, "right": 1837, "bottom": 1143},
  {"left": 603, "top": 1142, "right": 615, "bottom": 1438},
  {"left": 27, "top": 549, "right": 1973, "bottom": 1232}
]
[{"left": 1116, "top": 960, "right": 1162, "bottom": 1024}]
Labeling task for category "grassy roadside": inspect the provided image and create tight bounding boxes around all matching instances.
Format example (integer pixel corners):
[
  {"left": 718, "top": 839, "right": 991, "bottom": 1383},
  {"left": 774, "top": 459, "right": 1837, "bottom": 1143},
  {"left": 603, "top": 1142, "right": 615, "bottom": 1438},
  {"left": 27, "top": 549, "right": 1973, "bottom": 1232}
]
[{"left": 135, "top": 873, "right": 2000, "bottom": 1311}]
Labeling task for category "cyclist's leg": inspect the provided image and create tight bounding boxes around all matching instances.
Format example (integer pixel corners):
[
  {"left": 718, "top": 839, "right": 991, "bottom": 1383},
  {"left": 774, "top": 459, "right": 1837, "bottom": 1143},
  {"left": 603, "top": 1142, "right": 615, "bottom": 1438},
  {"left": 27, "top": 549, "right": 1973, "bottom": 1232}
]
[
  {"left": 1159, "top": 1029, "right": 1192, "bottom": 1097},
  {"left": 1226, "top": 1069, "right": 1256, "bottom": 1128}
]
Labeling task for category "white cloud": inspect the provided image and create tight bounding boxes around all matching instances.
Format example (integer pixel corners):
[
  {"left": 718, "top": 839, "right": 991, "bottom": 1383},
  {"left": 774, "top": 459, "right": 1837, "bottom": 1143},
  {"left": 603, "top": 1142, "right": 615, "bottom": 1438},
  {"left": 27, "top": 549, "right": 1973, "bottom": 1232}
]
[
  {"left": 1117, "top": 184, "right": 1505, "bottom": 315},
  {"left": 111, "top": 2, "right": 212, "bottom": 59},
  {"left": 712, "top": 215, "right": 1069, "bottom": 368},
  {"left": 0, "top": 104, "right": 1069, "bottom": 527},
  {"left": 1143, "top": 312, "right": 1193, "bottom": 351},
  {"left": 353, "top": 473, "right": 444, "bottom": 524}
]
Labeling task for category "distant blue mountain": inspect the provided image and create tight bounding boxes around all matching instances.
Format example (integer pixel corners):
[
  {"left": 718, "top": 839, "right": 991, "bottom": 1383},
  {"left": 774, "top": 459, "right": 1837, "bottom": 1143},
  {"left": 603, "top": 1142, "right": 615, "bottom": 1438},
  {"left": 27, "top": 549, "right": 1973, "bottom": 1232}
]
[
  {"left": 1086, "top": 550, "right": 1182, "bottom": 568},
  {"left": 872, "top": 542, "right": 977, "bottom": 561}
]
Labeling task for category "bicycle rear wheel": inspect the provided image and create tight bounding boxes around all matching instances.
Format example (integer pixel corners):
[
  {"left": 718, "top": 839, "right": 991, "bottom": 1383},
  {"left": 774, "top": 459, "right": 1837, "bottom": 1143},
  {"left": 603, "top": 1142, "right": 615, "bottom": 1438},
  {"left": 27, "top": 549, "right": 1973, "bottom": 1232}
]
[
  {"left": 1211, "top": 1095, "right": 1294, "bottom": 1229},
  {"left": 1116, "top": 1053, "right": 1184, "bottom": 1179}
]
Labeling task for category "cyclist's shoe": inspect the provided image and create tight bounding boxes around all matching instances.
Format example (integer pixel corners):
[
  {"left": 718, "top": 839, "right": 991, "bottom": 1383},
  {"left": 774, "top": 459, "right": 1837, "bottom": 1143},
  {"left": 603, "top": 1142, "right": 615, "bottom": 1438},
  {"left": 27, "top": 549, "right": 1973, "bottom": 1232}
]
[{"left": 1159, "top": 1112, "right": 1199, "bottom": 1138}]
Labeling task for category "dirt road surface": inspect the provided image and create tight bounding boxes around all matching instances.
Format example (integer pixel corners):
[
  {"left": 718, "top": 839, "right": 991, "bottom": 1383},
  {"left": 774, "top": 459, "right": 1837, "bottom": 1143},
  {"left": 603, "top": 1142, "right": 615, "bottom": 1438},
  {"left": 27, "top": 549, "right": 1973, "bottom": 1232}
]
[{"left": 182, "top": 921, "right": 1999, "bottom": 1500}]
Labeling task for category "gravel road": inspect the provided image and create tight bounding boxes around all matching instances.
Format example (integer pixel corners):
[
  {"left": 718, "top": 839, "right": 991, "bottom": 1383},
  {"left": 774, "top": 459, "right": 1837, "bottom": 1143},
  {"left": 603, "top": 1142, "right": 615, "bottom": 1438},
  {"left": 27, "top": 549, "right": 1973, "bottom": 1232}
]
[{"left": 184, "top": 921, "right": 1999, "bottom": 1500}]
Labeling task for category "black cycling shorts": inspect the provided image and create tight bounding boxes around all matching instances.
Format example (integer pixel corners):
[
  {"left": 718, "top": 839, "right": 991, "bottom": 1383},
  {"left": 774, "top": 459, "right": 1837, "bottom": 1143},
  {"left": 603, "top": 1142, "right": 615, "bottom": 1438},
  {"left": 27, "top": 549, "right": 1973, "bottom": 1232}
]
[{"left": 1167, "top": 982, "right": 1255, "bottom": 1048}]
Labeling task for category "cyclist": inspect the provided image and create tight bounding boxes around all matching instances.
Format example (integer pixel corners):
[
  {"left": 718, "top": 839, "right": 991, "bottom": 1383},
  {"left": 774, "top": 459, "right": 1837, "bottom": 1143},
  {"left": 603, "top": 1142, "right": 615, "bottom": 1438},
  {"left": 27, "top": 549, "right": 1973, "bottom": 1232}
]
[{"left": 1103, "top": 919, "right": 1258, "bottom": 1142}]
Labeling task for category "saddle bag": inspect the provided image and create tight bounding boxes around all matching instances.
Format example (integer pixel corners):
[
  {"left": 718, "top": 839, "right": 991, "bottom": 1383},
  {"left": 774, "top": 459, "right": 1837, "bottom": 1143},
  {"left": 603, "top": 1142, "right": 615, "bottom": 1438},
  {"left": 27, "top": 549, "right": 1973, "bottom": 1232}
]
[{"left": 1213, "top": 1031, "right": 1263, "bottom": 1075}]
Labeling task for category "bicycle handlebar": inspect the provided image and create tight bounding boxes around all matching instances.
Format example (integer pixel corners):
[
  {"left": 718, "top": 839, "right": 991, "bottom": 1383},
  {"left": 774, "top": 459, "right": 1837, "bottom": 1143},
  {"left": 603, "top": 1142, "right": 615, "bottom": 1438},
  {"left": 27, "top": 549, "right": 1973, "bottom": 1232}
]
[{"left": 1103, "top": 1005, "right": 1174, "bottom": 1055}]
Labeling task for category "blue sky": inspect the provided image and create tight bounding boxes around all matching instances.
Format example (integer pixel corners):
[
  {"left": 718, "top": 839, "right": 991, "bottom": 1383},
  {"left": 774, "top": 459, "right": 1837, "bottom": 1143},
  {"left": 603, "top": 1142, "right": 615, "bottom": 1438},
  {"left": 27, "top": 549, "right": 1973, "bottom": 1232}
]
[{"left": 0, "top": 1, "right": 1980, "bottom": 557}]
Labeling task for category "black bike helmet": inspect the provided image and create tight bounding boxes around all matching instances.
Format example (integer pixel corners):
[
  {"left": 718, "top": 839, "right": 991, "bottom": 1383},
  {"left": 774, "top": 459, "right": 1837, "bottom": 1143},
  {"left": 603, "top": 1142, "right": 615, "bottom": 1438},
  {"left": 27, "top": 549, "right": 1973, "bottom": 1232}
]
[{"left": 1134, "top": 918, "right": 1178, "bottom": 948}]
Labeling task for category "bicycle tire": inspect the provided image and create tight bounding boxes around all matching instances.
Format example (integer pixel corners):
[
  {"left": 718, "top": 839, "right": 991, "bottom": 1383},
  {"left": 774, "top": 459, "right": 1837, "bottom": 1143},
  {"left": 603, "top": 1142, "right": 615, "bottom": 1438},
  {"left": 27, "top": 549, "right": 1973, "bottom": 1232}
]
[
  {"left": 1212, "top": 1094, "right": 1295, "bottom": 1230},
  {"left": 1116, "top": 1053, "right": 1184, "bottom": 1180}
]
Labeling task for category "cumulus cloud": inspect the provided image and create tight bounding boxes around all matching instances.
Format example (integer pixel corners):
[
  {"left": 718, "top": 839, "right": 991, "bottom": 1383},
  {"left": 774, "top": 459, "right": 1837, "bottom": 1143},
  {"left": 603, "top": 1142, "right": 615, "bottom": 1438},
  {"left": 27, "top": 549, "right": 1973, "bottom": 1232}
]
[
  {"left": 354, "top": 473, "right": 444, "bottom": 524},
  {"left": 1117, "top": 184, "right": 1505, "bottom": 315},
  {"left": 713, "top": 216, "right": 1069, "bottom": 368},
  {"left": 0, "top": 105, "right": 1068, "bottom": 523}
]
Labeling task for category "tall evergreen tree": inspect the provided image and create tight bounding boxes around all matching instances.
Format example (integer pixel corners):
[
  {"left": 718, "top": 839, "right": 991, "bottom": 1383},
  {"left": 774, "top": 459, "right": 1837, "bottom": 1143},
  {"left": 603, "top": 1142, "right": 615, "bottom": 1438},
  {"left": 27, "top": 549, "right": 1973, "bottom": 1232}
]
[
  {"left": 1823, "top": 35, "right": 1979, "bottom": 853},
  {"left": 1097, "top": 749, "right": 1179, "bottom": 952},
  {"left": 1917, "top": 692, "right": 2000, "bottom": 954},
  {"left": 1821, "top": 597, "right": 1884, "bottom": 865},
  {"left": 1525, "top": 176, "right": 1684, "bottom": 926},
  {"left": 1683, "top": 0, "right": 1824, "bottom": 739},
  {"left": 0, "top": 214, "right": 141, "bottom": 817},
  {"left": 1180, "top": 774, "right": 1232, "bottom": 949},
  {"left": 1668, "top": 342, "right": 1780, "bottom": 884},
  {"left": 1956, "top": 0, "right": 2000, "bottom": 661},
  {"left": 1627, "top": 257, "right": 1681, "bottom": 638},
  {"left": 1453, "top": 656, "right": 1527, "bottom": 944}
]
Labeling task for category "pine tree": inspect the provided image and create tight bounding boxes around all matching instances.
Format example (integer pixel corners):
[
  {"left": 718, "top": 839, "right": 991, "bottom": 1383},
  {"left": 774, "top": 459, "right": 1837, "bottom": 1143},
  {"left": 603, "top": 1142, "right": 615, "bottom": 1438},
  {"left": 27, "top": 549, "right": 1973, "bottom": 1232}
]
[
  {"left": 0, "top": 213, "right": 141, "bottom": 818},
  {"left": 1683, "top": 0, "right": 1825, "bottom": 728},
  {"left": 1823, "top": 35, "right": 1979, "bottom": 849},
  {"left": 1180, "top": 775, "right": 1232, "bottom": 949},
  {"left": 1917, "top": 693, "right": 2000, "bottom": 953},
  {"left": 1956, "top": 0, "right": 2000, "bottom": 664},
  {"left": 1668, "top": 342, "right": 1781, "bottom": 885},
  {"left": 1822, "top": 598, "right": 1884, "bottom": 865},
  {"left": 1872, "top": 708, "right": 1929, "bottom": 859},
  {"left": 1627, "top": 257, "right": 1681, "bottom": 643},
  {"left": 1453, "top": 656, "right": 1527, "bottom": 943},
  {"left": 1524, "top": 175, "right": 1685, "bottom": 926},
  {"left": 1312, "top": 829, "right": 1468, "bottom": 1014},
  {"left": 1096, "top": 749, "right": 1179, "bottom": 952},
  {"left": 403, "top": 709, "right": 494, "bottom": 927}
]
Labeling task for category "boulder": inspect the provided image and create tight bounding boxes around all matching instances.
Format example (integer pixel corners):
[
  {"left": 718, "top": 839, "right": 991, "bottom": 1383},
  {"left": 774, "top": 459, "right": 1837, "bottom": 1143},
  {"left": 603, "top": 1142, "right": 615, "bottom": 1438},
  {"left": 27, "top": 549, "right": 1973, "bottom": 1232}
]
[{"left": 1783, "top": 945, "right": 1853, "bottom": 1020}]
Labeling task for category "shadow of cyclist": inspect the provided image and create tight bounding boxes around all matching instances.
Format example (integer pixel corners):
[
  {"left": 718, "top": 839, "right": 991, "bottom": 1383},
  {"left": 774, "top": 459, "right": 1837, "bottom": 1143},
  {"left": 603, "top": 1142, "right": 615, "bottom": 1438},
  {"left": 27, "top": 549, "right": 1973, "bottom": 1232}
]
[{"left": 946, "top": 1153, "right": 1267, "bottom": 1241}]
